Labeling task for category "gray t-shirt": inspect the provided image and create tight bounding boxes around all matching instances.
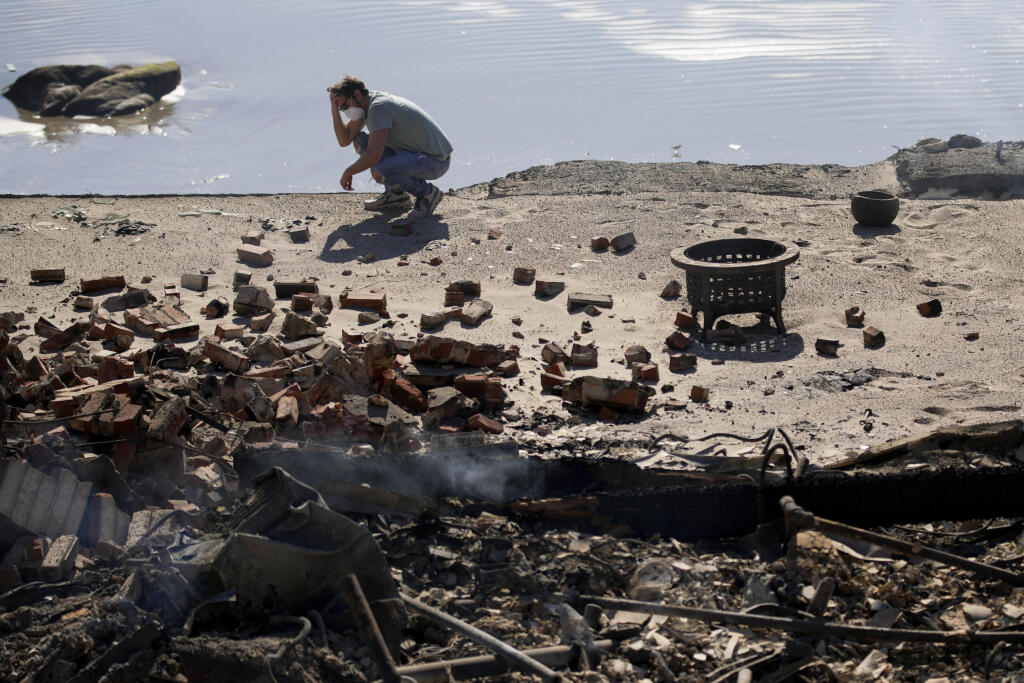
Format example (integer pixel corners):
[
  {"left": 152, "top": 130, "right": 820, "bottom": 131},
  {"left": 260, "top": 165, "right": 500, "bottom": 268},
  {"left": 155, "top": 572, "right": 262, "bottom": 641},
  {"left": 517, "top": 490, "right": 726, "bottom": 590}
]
[{"left": 365, "top": 90, "right": 453, "bottom": 162}]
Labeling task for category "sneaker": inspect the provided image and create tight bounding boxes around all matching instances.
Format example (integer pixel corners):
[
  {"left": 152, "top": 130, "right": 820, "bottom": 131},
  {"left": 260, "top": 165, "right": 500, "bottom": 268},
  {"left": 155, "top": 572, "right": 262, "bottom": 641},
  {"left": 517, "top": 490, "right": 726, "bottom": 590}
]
[
  {"left": 419, "top": 184, "right": 443, "bottom": 216},
  {"left": 363, "top": 190, "right": 413, "bottom": 211}
]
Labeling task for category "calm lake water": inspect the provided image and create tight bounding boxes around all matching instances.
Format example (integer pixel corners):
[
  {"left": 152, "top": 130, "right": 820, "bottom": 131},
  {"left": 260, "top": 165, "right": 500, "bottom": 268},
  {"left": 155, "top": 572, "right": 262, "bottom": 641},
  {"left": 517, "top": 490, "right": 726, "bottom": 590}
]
[{"left": 1, "top": 0, "right": 1022, "bottom": 194}]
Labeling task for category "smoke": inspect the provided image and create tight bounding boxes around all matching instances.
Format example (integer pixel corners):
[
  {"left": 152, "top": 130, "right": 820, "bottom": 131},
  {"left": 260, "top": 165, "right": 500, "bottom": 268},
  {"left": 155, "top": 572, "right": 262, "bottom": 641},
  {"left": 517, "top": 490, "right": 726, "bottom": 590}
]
[{"left": 237, "top": 440, "right": 547, "bottom": 504}]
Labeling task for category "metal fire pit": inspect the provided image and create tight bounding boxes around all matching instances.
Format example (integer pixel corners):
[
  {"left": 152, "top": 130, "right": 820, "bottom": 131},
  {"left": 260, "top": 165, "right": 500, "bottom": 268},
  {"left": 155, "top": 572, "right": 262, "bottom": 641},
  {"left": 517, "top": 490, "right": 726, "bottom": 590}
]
[{"left": 670, "top": 238, "right": 799, "bottom": 334}]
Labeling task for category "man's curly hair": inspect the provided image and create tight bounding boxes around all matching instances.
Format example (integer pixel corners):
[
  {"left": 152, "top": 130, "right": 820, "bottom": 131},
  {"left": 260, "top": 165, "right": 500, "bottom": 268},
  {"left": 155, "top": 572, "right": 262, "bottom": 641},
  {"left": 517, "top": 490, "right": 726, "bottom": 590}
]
[{"left": 327, "top": 76, "right": 368, "bottom": 97}]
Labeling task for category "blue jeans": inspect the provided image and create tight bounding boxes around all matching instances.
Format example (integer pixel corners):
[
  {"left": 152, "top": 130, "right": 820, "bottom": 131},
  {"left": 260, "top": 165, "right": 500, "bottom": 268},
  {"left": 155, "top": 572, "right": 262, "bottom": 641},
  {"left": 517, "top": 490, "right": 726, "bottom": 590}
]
[{"left": 354, "top": 132, "right": 450, "bottom": 198}]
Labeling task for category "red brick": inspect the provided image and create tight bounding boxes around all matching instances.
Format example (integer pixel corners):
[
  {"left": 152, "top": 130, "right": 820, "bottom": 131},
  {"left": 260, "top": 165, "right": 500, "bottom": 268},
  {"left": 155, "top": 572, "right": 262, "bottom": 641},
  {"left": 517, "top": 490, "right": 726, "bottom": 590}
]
[
  {"left": 80, "top": 274, "right": 125, "bottom": 293},
  {"left": 31, "top": 268, "right": 66, "bottom": 283},
  {"left": 666, "top": 330, "right": 693, "bottom": 350},
  {"left": 590, "top": 236, "right": 610, "bottom": 251},
  {"left": 541, "top": 372, "right": 567, "bottom": 391},
  {"left": 546, "top": 361, "right": 567, "bottom": 377},
  {"left": 661, "top": 280, "right": 682, "bottom": 298},
  {"left": 513, "top": 267, "right": 536, "bottom": 284},
  {"left": 202, "top": 340, "right": 250, "bottom": 373},
  {"left": 454, "top": 374, "right": 505, "bottom": 404},
  {"left": 381, "top": 369, "right": 427, "bottom": 413},
  {"left": 444, "top": 290, "right": 466, "bottom": 307},
  {"left": 690, "top": 385, "right": 710, "bottom": 402},
  {"left": 496, "top": 359, "right": 519, "bottom": 377},
  {"left": 112, "top": 403, "right": 143, "bottom": 436},
  {"left": 845, "top": 307, "right": 865, "bottom": 327},
  {"left": 339, "top": 288, "right": 387, "bottom": 312},
  {"left": 674, "top": 311, "right": 695, "bottom": 329},
  {"left": 863, "top": 326, "right": 885, "bottom": 348},
  {"left": 633, "top": 363, "right": 659, "bottom": 381},
  {"left": 669, "top": 354, "right": 697, "bottom": 372},
  {"left": 597, "top": 406, "right": 618, "bottom": 421},
  {"left": 466, "top": 413, "right": 503, "bottom": 434},
  {"left": 917, "top": 299, "right": 942, "bottom": 317}
]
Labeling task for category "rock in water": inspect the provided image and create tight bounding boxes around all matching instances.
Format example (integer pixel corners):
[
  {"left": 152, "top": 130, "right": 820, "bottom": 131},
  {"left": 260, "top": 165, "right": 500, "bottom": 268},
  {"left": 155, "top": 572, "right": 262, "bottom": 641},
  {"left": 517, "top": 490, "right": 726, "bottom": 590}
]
[
  {"left": 63, "top": 61, "right": 181, "bottom": 117},
  {"left": 2, "top": 61, "right": 180, "bottom": 117},
  {"left": 2, "top": 65, "right": 112, "bottom": 111}
]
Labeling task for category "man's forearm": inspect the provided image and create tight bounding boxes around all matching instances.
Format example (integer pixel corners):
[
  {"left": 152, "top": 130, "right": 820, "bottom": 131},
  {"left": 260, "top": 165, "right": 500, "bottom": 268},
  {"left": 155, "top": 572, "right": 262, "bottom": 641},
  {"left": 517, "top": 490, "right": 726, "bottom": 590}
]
[
  {"left": 331, "top": 108, "right": 360, "bottom": 146},
  {"left": 346, "top": 149, "right": 382, "bottom": 176}
]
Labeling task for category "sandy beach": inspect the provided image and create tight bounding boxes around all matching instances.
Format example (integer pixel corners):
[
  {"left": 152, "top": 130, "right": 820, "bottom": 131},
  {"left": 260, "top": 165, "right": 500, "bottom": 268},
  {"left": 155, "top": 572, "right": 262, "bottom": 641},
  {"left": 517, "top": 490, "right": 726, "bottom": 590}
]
[{"left": 2, "top": 141, "right": 1021, "bottom": 465}]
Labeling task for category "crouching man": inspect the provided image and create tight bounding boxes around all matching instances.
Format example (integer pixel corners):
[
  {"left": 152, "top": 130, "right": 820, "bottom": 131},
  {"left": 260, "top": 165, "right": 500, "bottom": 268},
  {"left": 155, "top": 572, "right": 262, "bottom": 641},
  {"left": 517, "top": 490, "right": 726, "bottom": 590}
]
[{"left": 328, "top": 75, "right": 453, "bottom": 218}]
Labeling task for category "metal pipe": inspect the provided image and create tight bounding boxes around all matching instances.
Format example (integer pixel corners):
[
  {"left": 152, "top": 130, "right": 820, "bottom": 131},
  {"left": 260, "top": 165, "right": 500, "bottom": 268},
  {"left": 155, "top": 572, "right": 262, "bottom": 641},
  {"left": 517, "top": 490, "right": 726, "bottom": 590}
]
[
  {"left": 780, "top": 495, "right": 1024, "bottom": 586},
  {"left": 395, "top": 640, "right": 612, "bottom": 682},
  {"left": 340, "top": 574, "right": 400, "bottom": 683},
  {"left": 574, "top": 594, "right": 1024, "bottom": 645},
  {"left": 400, "top": 593, "right": 561, "bottom": 682}
]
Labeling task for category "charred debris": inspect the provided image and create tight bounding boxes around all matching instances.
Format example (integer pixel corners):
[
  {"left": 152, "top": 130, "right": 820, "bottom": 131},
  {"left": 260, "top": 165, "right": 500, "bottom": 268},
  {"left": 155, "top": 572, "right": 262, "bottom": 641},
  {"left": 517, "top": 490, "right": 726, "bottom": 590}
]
[{"left": 3, "top": 278, "right": 1024, "bottom": 682}]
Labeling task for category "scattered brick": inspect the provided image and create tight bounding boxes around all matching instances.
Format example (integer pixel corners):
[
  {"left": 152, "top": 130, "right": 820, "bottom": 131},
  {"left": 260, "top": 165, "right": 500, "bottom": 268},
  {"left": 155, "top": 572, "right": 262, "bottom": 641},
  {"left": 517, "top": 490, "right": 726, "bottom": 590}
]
[
  {"left": 446, "top": 280, "right": 481, "bottom": 297},
  {"left": 591, "top": 236, "right": 610, "bottom": 251},
  {"left": 153, "top": 323, "right": 199, "bottom": 341},
  {"left": 445, "top": 290, "right": 466, "bottom": 307},
  {"left": 358, "top": 311, "right": 381, "bottom": 324},
  {"left": 535, "top": 280, "right": 565, "bottom": 297},
  {"left": 624, "top": 345, "right": 651, "bottom": 364},
  {"left": 918, "top": 299, "right": 942, "bottom": 317},
  {"left": 669, "top": 353, "right": 697, "bottom": 372},
  {"left": 540, "top": 372, "right": 568, "bottom": 391},
  {"left": 241, "top": 231, "right": 263, "bottom": 245},
  {"left": 690, "top": 385, "right": 710, "bottom": 402},
  {"left": 281, "top": 311, "right": 321, "bottom": 340},
  {"left": 562, "top": 376, "right": 654, "bottom": 412},
  {"left": 570, "top": 343, "right": 598, "bottom": 368},
  {"left": 215, "top": 323, "right": 244, "bottom": 340},
  {"left": 454, "top": 374, "right": 505, "bottom": 406},
  {"left": 339, "top": 288, "right": 387, "bottom": 312},
  {"left": 420, "top": 311, "right": 445, "bottom": 329},
  {"left": 666, "top": 330, "right": 693, "bottom": 350},
  {"left": 203, "top": 340, "right": 250, "bottom": 373},
  {"left": 287, "top": 225, "right": 310, "bottom": 243},
  {"left": 461, "top": 299, "right": 493, "bottom": 326},
  {"left": 541, "top": 342, "right": 569, "bottom": 365},
  {"left": 496, "top": 359, "right": 519, "bottom": 377},
  {"left": 513, "top": 267, "right": 536, "bottom": 284},
  {"left": 31, "top": 268, "right": 66, "bottom": 283},
  {"left": 180, "top": 274, "right": 208, "bottom": 291},
  {"left": 233, "top": 270, "right": 252, "bottom": 289},
  {"left": 237, "top": 245, "right": 274, "bottom": 267},
  {"left": 73, "top": 295, "right": 94, "bottom": 310},
  {"left": 632, "top": 363, "right": 659, "bottom": 381},
  {"left": 249, "top": 311, "right": 276, "bottom": 332},
  {"left": 964, "top": 331, "right": 980, "bottom": 341},
  {"left": 80, "top": 274, "right": 125, "bottom": 293},
  {"left": 466, "top": 413, "right": 503, "bottom": 434},
  {"left": 234, "top": 286, "right": 275, "bottom": 315},
  {"left": 201, "top": 297, "right": 229, "bottom": 319},
  {"left": 661, "top": 280, "right": 682, "bottom": 298},
  {"left": 610, "top": 232, "right": 636, "bottom": 251},
  {"left": 40, "top": 321, "right": 88, "bottom": 352},
  {"left": 567, "top": 292, "right": 613, "bottom": 312},
  {"left": 291, "top": 293, "right": 313, "bottom": 312},
  {"left": 275, "top": 280, "right": 319, "bottom": 298},
  {"left": 815, "top": 338, "right": 840, "bottom": 356},
  {"left": 487, "top": 229, "right": 502, "bottom": 240},
  {"left": 675, "top": 311, "right": 695, "bottom": 329},
  {"left": 863, "top": 326, "right": 886, "bottom": 348},
  {"left": 429, "top": 256, "right": 443, "bottom": 266},
  {"left": 845, "top": 306, "right": 865, "bottom": 327},
  {"left": 597, "top": 406, "right": 618, "bottom": 421}
]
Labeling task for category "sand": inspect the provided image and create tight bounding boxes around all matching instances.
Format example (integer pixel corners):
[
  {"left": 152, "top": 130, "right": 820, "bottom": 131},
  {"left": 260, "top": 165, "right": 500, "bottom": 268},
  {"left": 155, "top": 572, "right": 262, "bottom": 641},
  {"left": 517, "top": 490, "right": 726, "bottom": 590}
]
[{"left": 1, "top": 146, "right": 1021, "bottom": 466}]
